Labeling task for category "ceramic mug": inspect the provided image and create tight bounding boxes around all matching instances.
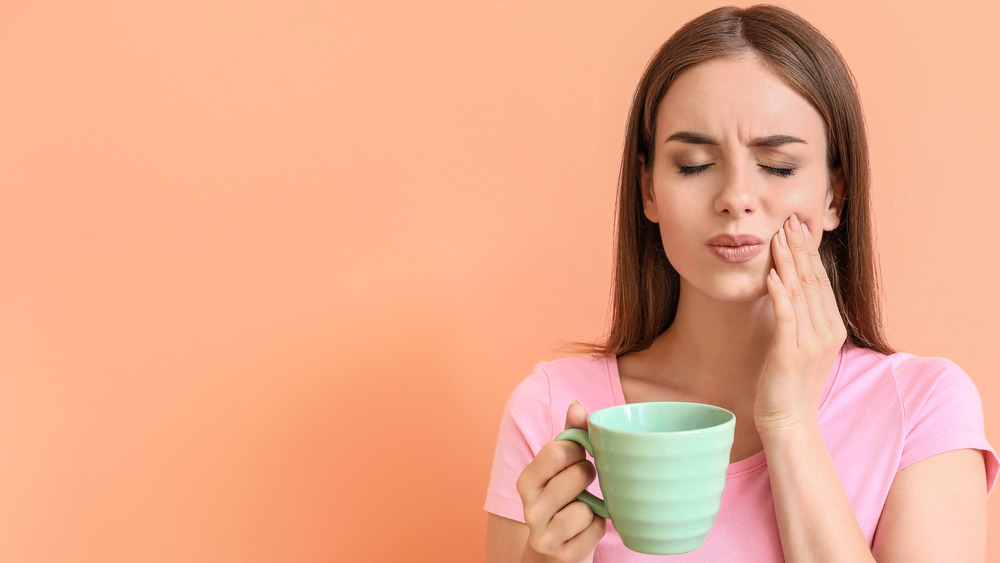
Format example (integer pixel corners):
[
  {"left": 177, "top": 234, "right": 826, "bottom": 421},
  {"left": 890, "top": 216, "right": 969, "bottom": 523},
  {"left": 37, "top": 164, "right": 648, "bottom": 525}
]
[{"left": 556, "top": 401, "right": 735, "bottom": 555}]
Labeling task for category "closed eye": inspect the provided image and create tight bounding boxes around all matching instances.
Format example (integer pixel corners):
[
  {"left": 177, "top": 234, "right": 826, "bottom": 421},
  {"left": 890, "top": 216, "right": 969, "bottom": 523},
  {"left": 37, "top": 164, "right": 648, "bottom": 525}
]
[
  {"left": 678, "top": 163, "right": 713, "bottom": 176},
  {"left": 760, "top": 165, "right": 795, "bottom": 178}
]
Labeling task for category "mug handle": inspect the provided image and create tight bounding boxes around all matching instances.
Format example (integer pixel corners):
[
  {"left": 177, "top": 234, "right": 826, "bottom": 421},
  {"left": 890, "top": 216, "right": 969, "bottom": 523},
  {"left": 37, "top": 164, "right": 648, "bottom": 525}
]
[{"left": 554, "top": 429, "right": 610, "bottom": 519}]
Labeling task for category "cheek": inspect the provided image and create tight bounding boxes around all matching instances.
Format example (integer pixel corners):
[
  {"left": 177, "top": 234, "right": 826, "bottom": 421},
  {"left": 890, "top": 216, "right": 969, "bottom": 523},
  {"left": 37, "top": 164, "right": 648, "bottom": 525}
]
[
  {"left": 777, "top": 177, "right": 833, "bottom": 230},
  {"left": 654, "top": 207, "right": 703, "bottom": 265},
  {"left": 652, "top": 183, "right": 701, "bottom": 216},
  {"left": 652, "top": 195, "right": 697, "bottom": 235},
  {"left": 799, "top": 198, "right": 833, "bottom": 232}
]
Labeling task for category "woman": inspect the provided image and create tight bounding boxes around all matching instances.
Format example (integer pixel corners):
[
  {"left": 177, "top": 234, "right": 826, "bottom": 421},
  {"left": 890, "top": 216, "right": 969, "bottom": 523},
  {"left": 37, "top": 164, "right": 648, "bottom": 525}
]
[{"left": 484, "top": 5, "right": 998, "bottom": 562}]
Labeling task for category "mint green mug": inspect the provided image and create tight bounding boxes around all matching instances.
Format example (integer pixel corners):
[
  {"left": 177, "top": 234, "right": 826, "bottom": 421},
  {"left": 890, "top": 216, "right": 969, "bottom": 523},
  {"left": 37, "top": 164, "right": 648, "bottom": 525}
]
[{"left": 556, "top": 402, "right": 735, "bottom": 555}]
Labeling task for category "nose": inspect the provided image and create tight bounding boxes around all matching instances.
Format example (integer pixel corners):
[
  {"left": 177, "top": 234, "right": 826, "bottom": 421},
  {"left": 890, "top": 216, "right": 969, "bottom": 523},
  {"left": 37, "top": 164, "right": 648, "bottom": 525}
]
[{"left": 713, "top": 164, "right": 759, "bottom": 217}]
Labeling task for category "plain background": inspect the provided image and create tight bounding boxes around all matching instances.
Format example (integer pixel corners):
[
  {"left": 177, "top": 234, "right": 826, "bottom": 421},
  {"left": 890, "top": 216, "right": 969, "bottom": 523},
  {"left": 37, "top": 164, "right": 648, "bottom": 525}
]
[{"left": 2, "top": 1, "right": 998, "bottom": 561}]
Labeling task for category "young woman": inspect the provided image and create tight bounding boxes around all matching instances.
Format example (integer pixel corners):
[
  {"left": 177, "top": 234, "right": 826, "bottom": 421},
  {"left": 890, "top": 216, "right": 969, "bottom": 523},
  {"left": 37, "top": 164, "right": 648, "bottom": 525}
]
[{"left": 484, "top": 5, "right": 998, "bottom": 562}]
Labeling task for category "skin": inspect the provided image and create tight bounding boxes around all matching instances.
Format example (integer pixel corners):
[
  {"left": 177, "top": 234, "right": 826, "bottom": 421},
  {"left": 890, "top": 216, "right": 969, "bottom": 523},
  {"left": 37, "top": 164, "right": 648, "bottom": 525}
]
[{"left": 485, "top": 56, "right": 987, "bottom": 563}]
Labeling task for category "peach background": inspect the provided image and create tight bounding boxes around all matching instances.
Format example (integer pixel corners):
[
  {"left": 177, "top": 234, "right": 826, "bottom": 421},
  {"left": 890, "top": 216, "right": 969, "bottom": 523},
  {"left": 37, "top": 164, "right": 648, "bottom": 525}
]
[{"left": 2, "top": 1, "right": 998, "bottom": 561}]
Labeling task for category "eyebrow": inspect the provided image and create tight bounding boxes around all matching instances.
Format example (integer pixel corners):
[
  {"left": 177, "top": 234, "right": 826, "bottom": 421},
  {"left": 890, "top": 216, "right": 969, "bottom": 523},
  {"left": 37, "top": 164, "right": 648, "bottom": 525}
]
[{"left": 664, "top": 131, "right": 807, "bottom": 147}]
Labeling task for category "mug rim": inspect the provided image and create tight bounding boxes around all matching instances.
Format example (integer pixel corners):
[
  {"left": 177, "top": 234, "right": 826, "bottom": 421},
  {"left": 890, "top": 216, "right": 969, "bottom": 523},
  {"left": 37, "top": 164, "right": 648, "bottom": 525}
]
[{"left": 588, "top": 401, "right": 735, "bottom": 435}]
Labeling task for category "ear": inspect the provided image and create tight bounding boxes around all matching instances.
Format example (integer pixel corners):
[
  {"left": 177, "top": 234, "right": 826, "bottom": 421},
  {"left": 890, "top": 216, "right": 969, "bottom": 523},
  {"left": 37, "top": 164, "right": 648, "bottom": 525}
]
[
  {"left": 822, "top": 167, "right": 845, "bottom": 231},
  {"left": 639, "top": 155, "right": 659, "bottom": 223}
]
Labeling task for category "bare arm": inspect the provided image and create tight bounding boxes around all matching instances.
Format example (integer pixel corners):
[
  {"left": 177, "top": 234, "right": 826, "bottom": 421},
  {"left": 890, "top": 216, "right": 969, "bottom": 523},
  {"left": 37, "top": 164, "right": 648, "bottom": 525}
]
[
  {"left": 872, "top": 449, "right": 987, "bottom": 562},
  {"left": 762, "top": 216, "right": 989, "bottom": 560},
  {"left": 485, "top": 514, "right": 528, "bottom": 563},
  {"left": 765, "top": 433, "right": 988, "bottom": 562},
  {"left": 759, "top": 216, "right": 874, "bottom": 561},
  {"left": 761, "top": 422, "right": 877, "bottom": 562},
  {"left": 485, "top": 514, "right": 595, "bottom": 563}
]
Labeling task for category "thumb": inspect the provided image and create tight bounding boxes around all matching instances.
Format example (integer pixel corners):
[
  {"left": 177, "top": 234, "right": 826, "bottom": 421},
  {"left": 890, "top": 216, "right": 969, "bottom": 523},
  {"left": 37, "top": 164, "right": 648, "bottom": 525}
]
[{"left": 564, "top": 399, "right": 590, "bottom": 431}]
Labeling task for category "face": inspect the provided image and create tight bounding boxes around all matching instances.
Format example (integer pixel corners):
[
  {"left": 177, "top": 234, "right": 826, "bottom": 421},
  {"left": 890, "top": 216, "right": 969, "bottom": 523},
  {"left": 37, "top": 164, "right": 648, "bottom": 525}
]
[{"left": 640, "top": 56, "right": 843, "bottom": 303}]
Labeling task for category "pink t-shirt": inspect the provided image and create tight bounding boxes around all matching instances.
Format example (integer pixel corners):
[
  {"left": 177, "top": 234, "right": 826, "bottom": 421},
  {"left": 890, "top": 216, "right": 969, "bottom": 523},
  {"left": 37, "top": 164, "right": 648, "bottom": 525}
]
[{"left": 485, "top": 344, "right": 999, "bottom": 561}]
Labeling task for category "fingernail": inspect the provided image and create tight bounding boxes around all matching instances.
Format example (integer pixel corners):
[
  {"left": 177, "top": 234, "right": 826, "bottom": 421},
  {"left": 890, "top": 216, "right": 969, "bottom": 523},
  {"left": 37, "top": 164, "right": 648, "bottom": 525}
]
[
  {"left": 789, "top": 213, "right": 800, "bottom": 232},
  {"left": 802, "top": 223, "right": 812, "bottom": 240},
  {"left": 778, "top": 227, "right": 787, "bottom": 247}
]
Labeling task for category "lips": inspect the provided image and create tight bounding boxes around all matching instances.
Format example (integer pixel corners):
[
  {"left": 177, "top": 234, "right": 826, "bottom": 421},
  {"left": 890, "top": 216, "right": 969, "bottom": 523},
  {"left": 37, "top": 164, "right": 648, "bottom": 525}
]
[{"left": 706, "top": 233, "right": 766, "bottom": 263}]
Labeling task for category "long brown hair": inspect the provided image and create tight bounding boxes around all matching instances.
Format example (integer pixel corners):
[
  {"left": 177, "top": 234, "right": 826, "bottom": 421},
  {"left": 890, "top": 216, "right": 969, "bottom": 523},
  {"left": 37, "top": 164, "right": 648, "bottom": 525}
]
[{"left": 591, "top": 5, "right": 892, "bottom": 356}]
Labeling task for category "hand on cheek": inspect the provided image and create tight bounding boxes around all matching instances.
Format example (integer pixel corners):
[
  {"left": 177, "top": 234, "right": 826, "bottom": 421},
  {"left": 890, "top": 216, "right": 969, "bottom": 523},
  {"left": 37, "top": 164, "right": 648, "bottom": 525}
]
[{"left": 755, "top": 214, "right": 848, "bottom": 434}]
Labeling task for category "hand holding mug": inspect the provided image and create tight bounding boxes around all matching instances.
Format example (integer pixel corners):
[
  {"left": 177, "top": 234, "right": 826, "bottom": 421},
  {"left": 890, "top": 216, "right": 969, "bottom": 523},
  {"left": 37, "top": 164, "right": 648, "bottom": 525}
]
[
  {"left": 555, "top": 401, "right": 735, "bottom": 555},
  {"left": 516, "top": 400, "right": 606, "bottom": 562},
  {"left": 756, "top": 214, "right": 848, "bottom": 434}
]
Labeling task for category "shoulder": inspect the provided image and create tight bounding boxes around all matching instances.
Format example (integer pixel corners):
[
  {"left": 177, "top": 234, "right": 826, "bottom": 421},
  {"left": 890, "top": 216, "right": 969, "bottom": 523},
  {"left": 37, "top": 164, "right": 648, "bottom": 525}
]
[
  {"left": 887, "top": 353, "right": 987, "bottom": 446},
  {"left": 838, "top": 344, "right": 992, "bottom": 460},
  {"left": 841, "top": 346, "right": 982, "bottom": 414},
  {"left": 827, "top": 344, "right": 990, "bottom": 447},
  {"left": 836, "top": 344, "right": 979, "bottom": 403},
  {"left": 826, "top": 345, "right": 997, "bottom": 491},
  {"left": 888, "top": 351, "right": 981, "bottom": 405},
  {"left": 509, "top": 354, "right": 617, "bottom": 401},
  {"left": 529, "top": 355, "right": 616, "bottom": 387},
  {"left": 503, "top": 355, "right": 618, "bottom": 439}
]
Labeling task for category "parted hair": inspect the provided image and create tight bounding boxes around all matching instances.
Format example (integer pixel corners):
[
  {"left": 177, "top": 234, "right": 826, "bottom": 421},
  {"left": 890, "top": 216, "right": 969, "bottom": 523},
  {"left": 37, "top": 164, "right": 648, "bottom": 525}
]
[{"left": 590, "top": 4, "right": 892, "bottom": 356}]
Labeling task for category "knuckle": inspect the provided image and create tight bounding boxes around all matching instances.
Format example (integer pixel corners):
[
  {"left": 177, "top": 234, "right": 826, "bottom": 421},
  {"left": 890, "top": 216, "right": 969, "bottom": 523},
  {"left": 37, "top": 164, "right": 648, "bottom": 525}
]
[
  {"left": 554, "top": 441, "right": 584, "bottom": 466},
  {"left": 798, "top": 271, "right": 821, "bottom": 289},
  {"left": 568, "top": 459, "right": 594, "bottom": 483},
  {"left": 515, "top": 472, "right": 530, "bottom": 499},
  {"left": 534, "top": 521, "right": 570, "bottom": 558},
  {"left": 573, "top": 465, "right": 599, "bottom": 495},
  {"left": 515, "top": 460, "right": 541, "bottom": 497},
  {"left": 568, "top": 499, "right": 596, "bottom": 523},
  {"left": 834, "top": 325, "right": 848, "bottom": 343},
  {"left": 787, "top": 284, "right": 806, "bottom": 302},
  {"left": 816, "top": 277, "right": 833, "bottom": 293},
  {"left": 775, "top": 309, "right": 795, "bottom": 323},
  {"left": 548, "top": 443, "right": 570, "bottom": 468},
  {"left": 537, "top": 439, "right": 558, "bottom": 458},
  {"left": 819, "top": 326, "right": 838, "bottom": 342},
  {"left": 527, "top": 531, "right": 551, "bottom": 555},
  {"left": 522, "top": 502, "right": 545, "bottom": 529}
]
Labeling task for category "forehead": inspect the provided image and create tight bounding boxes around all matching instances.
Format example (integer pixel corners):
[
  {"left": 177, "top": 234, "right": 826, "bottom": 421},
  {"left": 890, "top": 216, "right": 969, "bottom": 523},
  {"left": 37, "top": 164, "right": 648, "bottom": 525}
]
[{"left": 655, "top": 56, "right": 827, "bottom": 144}]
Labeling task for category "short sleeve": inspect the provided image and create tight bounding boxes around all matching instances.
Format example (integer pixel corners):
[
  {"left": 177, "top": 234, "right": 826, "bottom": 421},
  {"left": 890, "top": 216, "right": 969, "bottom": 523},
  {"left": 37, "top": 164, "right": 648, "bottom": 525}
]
[
  {"left": 894, "top": 355, "right": 999, "bottom": 494},
  {"left": 484, "top": 365, "right": 555, "bottom": 522}
]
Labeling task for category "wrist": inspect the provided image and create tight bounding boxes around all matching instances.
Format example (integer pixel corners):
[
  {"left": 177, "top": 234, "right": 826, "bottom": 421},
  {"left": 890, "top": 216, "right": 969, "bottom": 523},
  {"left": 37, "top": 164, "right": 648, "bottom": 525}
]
[{"left": 757, "top": 416, "right": 821, "bottom": 447}]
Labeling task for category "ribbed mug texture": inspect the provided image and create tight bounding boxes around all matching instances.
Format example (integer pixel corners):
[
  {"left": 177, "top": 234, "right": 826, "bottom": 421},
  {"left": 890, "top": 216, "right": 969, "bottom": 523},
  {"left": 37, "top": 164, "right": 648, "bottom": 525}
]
[{"left": 587, "top": 402, "right": 735, "bottom": 555}]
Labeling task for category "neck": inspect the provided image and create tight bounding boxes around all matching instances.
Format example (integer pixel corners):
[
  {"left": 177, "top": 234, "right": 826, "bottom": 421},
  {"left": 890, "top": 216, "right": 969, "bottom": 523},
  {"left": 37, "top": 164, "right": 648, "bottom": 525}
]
[{"left": 652, "top": 282, "right": 775, "bottom": 396}]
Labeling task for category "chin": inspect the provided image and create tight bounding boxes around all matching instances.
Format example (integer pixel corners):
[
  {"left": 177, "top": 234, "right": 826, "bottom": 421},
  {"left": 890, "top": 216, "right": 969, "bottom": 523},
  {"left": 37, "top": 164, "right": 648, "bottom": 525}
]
[
  {"left": 716, "top": 286, "right": 769, "bottom": 304},
  {"left": 700, "top": 274, "right": 771, "bottom": 304}
]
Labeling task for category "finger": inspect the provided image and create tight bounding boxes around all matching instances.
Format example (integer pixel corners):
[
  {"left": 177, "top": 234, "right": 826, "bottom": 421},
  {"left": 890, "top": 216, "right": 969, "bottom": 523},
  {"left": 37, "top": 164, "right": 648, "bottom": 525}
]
[
  {"left": 771, "top": 219, "right": 811, "bottom": 344},
  {"left": 801, "top": 222, "right": 844, "bottom": 333},
  {"left": 518, "top": 401, "right": 593, "bottom": 525},
  {"left": 564, "top": 399, "right": 589, "bottom": 431},
  {"left": 543, "top": 501, "right": 599, "bottom": 549},
  {"left": 784, "top": 214, "right": 829, "bottom": 334},
  {"left": 546, "top": 502, "right": 607, "bottom": 561},
  {"left": 517, "top": 440, "right": 588, "bottom": 507},
  {"left": 522, "top": 459, "right": 597, "bottom": 535},
  {"left": 533, "top": 459, "right": 597, "bottom": 517},
  {"left": 571, "top": 515, "right": 607, "bottom": 557},
  {"left": 765, "top": 266, "right": 797, "bottom": 363}
]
